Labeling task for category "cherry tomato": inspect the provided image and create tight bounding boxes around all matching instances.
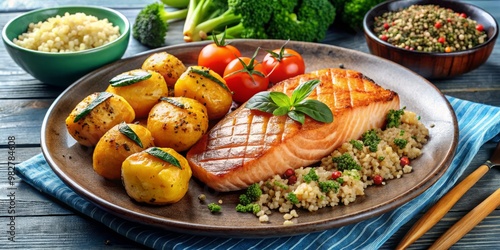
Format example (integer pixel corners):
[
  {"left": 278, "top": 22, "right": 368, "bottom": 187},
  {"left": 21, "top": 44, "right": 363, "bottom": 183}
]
[
  {"left": 476, "top": 24, "right": 484, "bottom": 32},
  {"left": 331, "top": 171, "right": 342, "bottom": 180},
  {"left": 198, "top": 42, "right": 241, "bottom": 77},
  {"left": 400, "top": 156, "right": 410, "bottom": 166},
  {"left": 434, "top": 21, "right": 442, "bottom": 29},
  {"left": 383, "top": 23, "right": 390, "bottom": 30},
  {"left": 438, "top": 37, "right": 446, "bottom": 44},
  {"left": 223, "top": 56, "right": 269, "bottom": 103},
  {"left": 373, "top": 175, "right": 383, "bottom": 185},
  {"left": 380, "top": 34, "right": 388, "bottom": 41},
  {"left": 262, "top": 47, "right": 305, "bottom": 85}
]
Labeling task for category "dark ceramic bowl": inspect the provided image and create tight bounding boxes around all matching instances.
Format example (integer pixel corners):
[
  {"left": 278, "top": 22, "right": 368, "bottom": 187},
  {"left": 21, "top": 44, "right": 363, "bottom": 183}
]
[
  {"left": 2, "top": 6, "right": 130, "bottom": 87},
  {"left": 363, "top": 0, "right": 498, "bottom": 79}
]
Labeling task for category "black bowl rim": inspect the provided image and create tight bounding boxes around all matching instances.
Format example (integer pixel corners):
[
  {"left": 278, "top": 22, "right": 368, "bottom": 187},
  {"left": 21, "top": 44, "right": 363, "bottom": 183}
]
[
  {"left": 1, "top": 5, "right": 130, "bottom": 56},
  {"left": 363, "top": 0, "right": 499, "bottom": 56}
]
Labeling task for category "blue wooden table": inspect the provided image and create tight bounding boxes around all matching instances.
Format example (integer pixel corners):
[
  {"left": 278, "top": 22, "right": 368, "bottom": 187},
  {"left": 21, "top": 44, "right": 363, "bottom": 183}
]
[{"left": 1, "top": 0, "right": 499, "bottom": 249}]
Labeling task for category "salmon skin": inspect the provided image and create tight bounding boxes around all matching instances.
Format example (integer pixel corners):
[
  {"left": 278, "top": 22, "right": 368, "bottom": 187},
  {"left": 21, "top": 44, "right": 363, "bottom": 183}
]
[{"left": 187, "top": 68, "right": 400, "bottom": 192}]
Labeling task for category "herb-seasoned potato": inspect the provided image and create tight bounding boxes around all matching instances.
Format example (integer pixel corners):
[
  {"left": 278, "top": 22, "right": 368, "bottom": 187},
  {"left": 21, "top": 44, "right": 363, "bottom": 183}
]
[
  {"left": 174, "top": 66, "right": 233, "bottom": 120},
  {"left": 121, "top": 147, "right": 192, "bottom": 204},
  {"left": 106, "top": 69, "right": 168, "bottom": 119},
  {"left": 93, "top": 123, "right": 155, "bottom": 180},
  {"left": 141, "top": 52, "right": 186, "bottom": 88},
  {"left": 66, "top": 92, "right": 135, "bottom": 147},
  {"left": 147, "top": 97, "right": 208, "bottom": 152}
]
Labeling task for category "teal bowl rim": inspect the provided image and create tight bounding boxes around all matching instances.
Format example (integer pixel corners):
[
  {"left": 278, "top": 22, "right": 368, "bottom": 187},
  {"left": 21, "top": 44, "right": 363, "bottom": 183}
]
[{"left": 1, "top": 5, "right": 130, "bottom": 56}]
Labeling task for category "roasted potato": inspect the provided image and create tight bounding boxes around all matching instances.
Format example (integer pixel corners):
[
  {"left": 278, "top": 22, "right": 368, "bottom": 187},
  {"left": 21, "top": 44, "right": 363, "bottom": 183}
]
[
  {"left": 147, "top": 97, "right": 208, "bottom": 152},
  {"left": 141, "top": 52, "right": 186, "bottom": 88},
  {"left": 106, "top": 69, "right": 168, "bottom": 119},
  {"left": 93, "top": 123, "right": 155, "bottom": 180},
  {"left": 174, "top": 66, "right": 233, "bottom": 120},
  {"left": 66, "top": 92, "right": 135, "bottom": 147},
  {"left": 121, "top": 147, "right": 192, "bottom": 204}
]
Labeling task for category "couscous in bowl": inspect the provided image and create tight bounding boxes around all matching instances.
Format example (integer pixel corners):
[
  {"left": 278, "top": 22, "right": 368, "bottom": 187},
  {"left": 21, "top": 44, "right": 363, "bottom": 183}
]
[{"left": 2, "top": 6, "right": 130, "bottom": 87}]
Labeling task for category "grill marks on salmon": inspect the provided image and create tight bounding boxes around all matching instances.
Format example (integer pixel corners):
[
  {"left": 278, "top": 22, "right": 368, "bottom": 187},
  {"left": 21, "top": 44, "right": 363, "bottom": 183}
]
[{"left": 187, "top": 68, "right": 400, "bottom": 191}]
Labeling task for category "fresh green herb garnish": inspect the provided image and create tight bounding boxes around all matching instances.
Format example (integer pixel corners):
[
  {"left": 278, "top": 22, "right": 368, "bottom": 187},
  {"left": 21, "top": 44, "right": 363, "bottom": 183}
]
[
  {"left": 394, "top": 138, "right": 408, "bottom": 149},
  {"left": 318, "top": 180, "right": 340, "bottom": 193},
  {"left": 386, "top": 107, "right": 406, "bottom": 128},
  {"left": 189, "top": 67, "right": 230, "bottom": 92},
  {"left": 160, "top": 97, "right": 186, "bottom": 108},
  {"left": 332, "top": 153, "right": 362, "bottom": 171},
  {"left": 73, "top": 92, "right": 113, "bottom": 122},
  {"left": 287, "top": 193, "right": 299, "bottom": 204},
  {"left": 362, "top": 129, "right": 381, "bottom": 152},
  {"left": 145, "top": 147, "right": 182, "bottom": 169},
  {"left": 245, "top": 79, "right": 333, "bottom": 125},
  {"left": 273, "top": 181, "right": 289, "bottom": 190},
  {"left": 350, "top": 139, "right": 363, "bottom": 150},
  {"left": 303, "top": 168, "right": 319, "bottom": 183},
  {"left": 118, "top": 122, "right": 143, "bottom": 148},
  {"left": 109, "top": 70, "right": 152, "bottom": 87}
]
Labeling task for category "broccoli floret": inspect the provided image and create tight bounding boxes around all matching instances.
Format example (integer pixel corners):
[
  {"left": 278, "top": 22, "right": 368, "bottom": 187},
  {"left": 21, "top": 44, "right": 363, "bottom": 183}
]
[
  {"left": 239, "top": 194, "right": 251, "bottom": 206},
  {"left": 386, "top": 107, "right": 406, "bottom": 129},
  {"left": 245, "top": 183, "right": 263, "bottom": 201},
  {"left": 267, "top": 0, "right": 336, "bottom": 42},
  {"left": 319, "top": 180, "right": 340, "bottom": 193},
  {"left": 235, "top": 203, "right": 261, "bottom": 214},
  {"left": 332, "top": 153, "right": 361, "bottom": 171},
  {"left": 133, "top": 2, "right": 188, "bottom": 48},
  {"left": 362, "top": 129, "right": 381, "bottom": 152},
  {"left": 303, "top": 168, "right": 319, "bottom": 183},
  {"left": 207, "top": 202, "right": 221, "bottom": 213},
  {"left": 339, "top": 0, "right": 386, "bottom": 30},
  {"left": 287, "top": 193, "right": 299, "bottom": 204}
]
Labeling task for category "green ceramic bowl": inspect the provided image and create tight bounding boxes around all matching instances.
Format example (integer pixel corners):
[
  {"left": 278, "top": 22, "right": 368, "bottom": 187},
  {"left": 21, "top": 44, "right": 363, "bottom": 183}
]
[{"left": 2, "top": 6, "right": 130, "bottom": 87}]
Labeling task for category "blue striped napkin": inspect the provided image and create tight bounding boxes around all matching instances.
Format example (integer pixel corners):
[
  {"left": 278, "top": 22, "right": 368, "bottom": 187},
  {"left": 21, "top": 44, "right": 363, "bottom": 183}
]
[{"left": 16, "top": 96, "right": 500, "bottom": 249}]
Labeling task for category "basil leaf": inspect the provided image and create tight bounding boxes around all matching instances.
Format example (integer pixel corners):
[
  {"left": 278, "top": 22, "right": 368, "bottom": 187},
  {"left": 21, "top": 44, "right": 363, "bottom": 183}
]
[
  {"left": 73, "top": 92, "right": 113, "bottom": 122},
  {"left": 273, "top": 106, "right": 290, "bottom": 116},
  {"left": 288, "top": 110, "right": 305, "bottom": 124},
  {"left": 245, "top": 92, "right": 279, "bottom": 113},
  {"left": 291, "top": 79, "right": 320, "bottom": 104},
  {"left": 294, "top": 99, "right": 334, "bottom": 123},
  {"left": 269, "top": 92, "right": 291, "bottom": 107},
  {"left": 118, "top": 122, "right": 143, "bottom": 148},
  {"left": 145, "top": 147, "right": 182, "bottom": 169},
  {"left": 110, "top": 70, "right": 152, "bottom": 87}
]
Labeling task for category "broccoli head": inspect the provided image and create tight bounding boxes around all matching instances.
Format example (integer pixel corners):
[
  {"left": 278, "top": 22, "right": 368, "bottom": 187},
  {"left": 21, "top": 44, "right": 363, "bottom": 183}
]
[
  {"left": 340, "top": 0, "right": 386, "bottom": 30},
  {"left": 267, "top": 0, "right": 336, "bottom": 42},
  {"left": 133, "top": 2, "right": 187, "bottom": 48}
]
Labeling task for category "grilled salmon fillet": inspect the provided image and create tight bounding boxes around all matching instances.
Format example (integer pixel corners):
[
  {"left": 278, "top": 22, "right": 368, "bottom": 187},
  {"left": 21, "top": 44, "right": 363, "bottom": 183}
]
[{"left": 187, "top": 68, "right": 400, "bottom": 191}]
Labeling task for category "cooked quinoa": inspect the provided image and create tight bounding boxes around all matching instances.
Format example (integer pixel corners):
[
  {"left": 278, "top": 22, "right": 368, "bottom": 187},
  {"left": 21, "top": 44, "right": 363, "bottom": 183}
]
[
  {"left": 13, "top": 12, "right": 120, "bottom": 52},
  {"left": 248, "top": 109, "right": 429, "bottom": 224}
]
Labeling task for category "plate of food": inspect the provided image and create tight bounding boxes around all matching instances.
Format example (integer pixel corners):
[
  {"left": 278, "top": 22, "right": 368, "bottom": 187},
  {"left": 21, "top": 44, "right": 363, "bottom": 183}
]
[{"left": 41, "top": 39, "right": 458, "bottom": 238}]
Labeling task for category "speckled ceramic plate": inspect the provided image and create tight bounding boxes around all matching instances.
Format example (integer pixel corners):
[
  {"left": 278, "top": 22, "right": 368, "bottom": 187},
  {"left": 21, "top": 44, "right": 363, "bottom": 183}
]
[{"left": 41, "top": 40, "right": 458, "bottom": 238}]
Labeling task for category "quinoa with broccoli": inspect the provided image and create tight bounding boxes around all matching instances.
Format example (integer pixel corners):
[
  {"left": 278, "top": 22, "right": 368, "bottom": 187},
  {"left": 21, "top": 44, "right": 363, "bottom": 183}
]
[
  {"left": 237, "top": 108, "right": 429, "bottom": 225},
  {"left": 373, "top": 4, "right": 488, "bottom": 53}
]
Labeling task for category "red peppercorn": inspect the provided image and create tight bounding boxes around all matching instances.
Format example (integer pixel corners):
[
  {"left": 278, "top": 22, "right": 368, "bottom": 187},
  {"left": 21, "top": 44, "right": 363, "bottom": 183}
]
[
  {"left": 288, "top": 175, "right": 297, "bottom": 185},
  {"left": 434, "top": 21, "right": 442, "bottom": 29},
  {"left": 331, "top": 171, "right": 342, "bottom": 180},
  {"left": 438, "top": 37, "right": 446, "bottom": 43},
  {"left": 383, "top": 23, "right": 390, "bottom": 30},
  {"left": 476, "top": 24, "right": 484, "bottom": 32},
  {"left": 400, "top": 156, "right": 410, "bottom": 166},
  {"left": 283, "top": 168, "right": 295, "bottom": 178},
  {"left": 373, "top": 175, "right": 383, "bottom": 185}
]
